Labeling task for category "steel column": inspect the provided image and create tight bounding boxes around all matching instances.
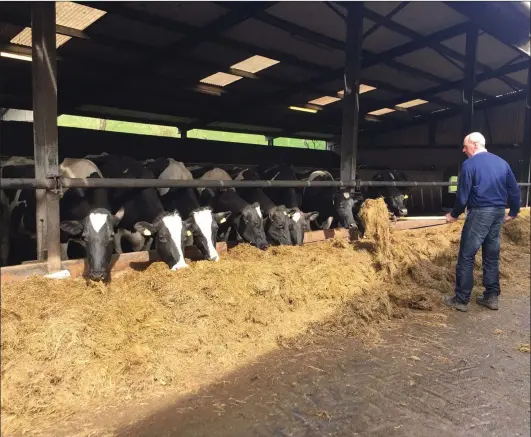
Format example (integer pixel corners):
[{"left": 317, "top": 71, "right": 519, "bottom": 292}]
[
  {"left": 523, "top": 66, "right": 531, "bottom": 206},
  {"left": 340, "top": 2, "right": 363, "bottom": 184},
  {"left": 31, "top": 2, "right": 61, "bottom": 273},
  {"left": 462, "top": 25, "right": 479, "bottom": 138}
]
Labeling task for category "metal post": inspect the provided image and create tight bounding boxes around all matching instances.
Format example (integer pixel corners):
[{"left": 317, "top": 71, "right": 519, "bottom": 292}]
[
  {"left": 32, "top": 2, "right": 61, "bottom": 272},
  {"left": 523, "top": 66, "right": 531, "bottom": 207},
  {"left": 462, "top": 25, "right": 478, "bottom": 135},
  {"left": 340, "top": 2, "right": 363, "bottom": 184},
  {"left": 460, "top": 25, "right": 478, "bottom": 175}
]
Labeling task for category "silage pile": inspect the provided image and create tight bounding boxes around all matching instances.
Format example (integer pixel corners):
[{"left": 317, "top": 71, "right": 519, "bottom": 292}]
[{"left": 1, "top": 199, "right": 529, "bottom": 436}]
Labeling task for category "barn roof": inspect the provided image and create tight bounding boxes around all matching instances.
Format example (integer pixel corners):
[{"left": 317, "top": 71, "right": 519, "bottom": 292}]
[{"left": 0, "top": 1, "right": 529, "bottom": 142}]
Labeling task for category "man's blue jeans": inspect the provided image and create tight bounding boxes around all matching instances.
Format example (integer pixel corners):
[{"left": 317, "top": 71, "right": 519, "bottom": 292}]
[{"left": 455, "top": 207, "right": 506, "bottom": 304}]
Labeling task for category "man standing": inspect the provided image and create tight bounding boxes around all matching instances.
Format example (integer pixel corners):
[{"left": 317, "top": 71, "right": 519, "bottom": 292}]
[{"left": 443, "top": 132, "right": 521, "bottom": 312}]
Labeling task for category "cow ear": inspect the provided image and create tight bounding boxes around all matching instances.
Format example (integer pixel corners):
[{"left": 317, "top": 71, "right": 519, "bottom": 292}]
[
  {"left": 113, "top": 207, "right": 125, "bottom": 227},
  {"left": 60, "top": 220, "right": 83, "bottom": 236},
  {"left": 183, "top": 218, "right": 194, "bottom": 237},
  {"left": 305, "top": 211, "right": 319, "bottom": 221},
  {"left": 134, "top": 221, "right": 156, "bottom": 237},
  {"left": 214, "top": 211, "right": 231, "bottom": 224}
]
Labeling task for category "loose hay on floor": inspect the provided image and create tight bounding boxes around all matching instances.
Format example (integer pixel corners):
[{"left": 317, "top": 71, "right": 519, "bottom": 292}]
[{"left": 1, "top": 204, "right": 529, "bottom": 436}]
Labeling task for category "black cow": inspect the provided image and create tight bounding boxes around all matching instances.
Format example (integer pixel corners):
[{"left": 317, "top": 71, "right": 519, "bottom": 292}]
[
  {"left": 298, "top": 170, "right": 363, "bottom": 231},
  {"left": 231, "top": 168, "right": 292, "bottom": 246},
  {"left": 1, "top": 157, "right": 119, "bottom": 281},
  {"left": 144, "top": 158, "right": 231, "bottom": 262},
  {"left": 89, "top": 154, "right": 191, "bottom": 270},
  {"left": 196, "top": 168, "right": 269, "bottom": 250},
  {"left": 256, "top": 164, "right": 319, "bottom": 245},
  {"left": 0, "top": 190, "right": 10, "bottom": 267},
  {"left": 365, "top": 170, "right": 409, "bottom": 218}
]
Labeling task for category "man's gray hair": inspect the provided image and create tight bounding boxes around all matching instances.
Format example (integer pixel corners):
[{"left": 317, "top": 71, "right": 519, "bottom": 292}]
[{"left": 465, "top": 132, "right": 486, "bottom": 149}]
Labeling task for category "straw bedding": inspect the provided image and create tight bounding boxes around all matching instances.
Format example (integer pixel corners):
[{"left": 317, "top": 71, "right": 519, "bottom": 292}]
[{"left": 1, "top": 200, "right": 529, "bottom": 436}]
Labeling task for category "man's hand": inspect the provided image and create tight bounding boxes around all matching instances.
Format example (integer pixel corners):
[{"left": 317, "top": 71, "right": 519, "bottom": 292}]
[
  {"left": 445, "top": 213, "right": 457, "bottom": 223},
  {"left": 504, "top": 215, "right": 516, "bottom": 223}
]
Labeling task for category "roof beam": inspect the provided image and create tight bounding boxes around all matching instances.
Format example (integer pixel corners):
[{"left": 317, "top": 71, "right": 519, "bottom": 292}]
[
  {"left": 362, "top": 2, "right": 409, "bottom": 40},
  {"left": 315, "top": 58, "right": 530, "bottom": 122},
  {"left": 242, "top": 6, "right": 467, "bottom": 90},
  {"left": 444, "top": 1, "right": 530, "bottom": 57},
  {"left": 360, "top": 87, "right": 528, "bottom": 137},
  {"left": 67, "top": 2, "right": 276, "bottom": 111},
  {"left": 72, "top": 2, "right": 489, "bottom": 111},
  {"left": 362, "top": 6, "right": 525, "bottom": 91}
]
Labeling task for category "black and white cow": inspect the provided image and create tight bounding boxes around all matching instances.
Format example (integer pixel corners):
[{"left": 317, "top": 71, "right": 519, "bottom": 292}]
[
  {"left": 195, "top": 168, "right": 269, "bottom": 250},
  {"left": 144, "top": 158, "right": 231, "bottom": 262},
  {"left": 299, "top": 170, "right": 364, "bottom": 231},
  {"left": 365, "top": 170, "right": 408, "bottom": 218},
  {"left": 256, "top": 164, "right": 319, "bottom": 245},
  {"left": 89, "top": 154, "right": 192, "bottom": 270},
  {"left": 231, "top": 168, "right": 292, "bottom": 246},
  {"left": 1, "top": 157, "right": 119, "bottom": 280}
]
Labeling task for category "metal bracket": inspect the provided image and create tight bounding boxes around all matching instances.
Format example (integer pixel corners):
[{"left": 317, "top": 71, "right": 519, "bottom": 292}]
[{"left": 49, "top": 176, "right": 64, "bottom": 198}]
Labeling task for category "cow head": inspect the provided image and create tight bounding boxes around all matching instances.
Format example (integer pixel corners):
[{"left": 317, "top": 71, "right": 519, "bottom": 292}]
[
  {"left": 372, "top": 171, "right": 408, "bottom": 218},
  {"left": 332, "top": 190, "right": 359, "bottom": 229},
  {"left": 134, "top": 211, "right": 190, "bottom": 271},
  {"left": 234, "top": 202, "right": 269, "bottom": 250},
  {"left": 187, "top": 207, "right": 231, "bottom": 261},
  {"left": 287, "top": 208, "right": 319, "bottom": 246},
  {"left": 264, "top": 205, "right": 292, "bottom": 246},
  {"left": 379, "top": 187, "right": 408, "bottom": 218},
  {"left": 59, "top": 208, "right": 120, "bottom": 282}
]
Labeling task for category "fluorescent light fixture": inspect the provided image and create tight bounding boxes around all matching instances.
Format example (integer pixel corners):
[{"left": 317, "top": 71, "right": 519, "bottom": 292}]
[
  {"left": 10, "top": 2, "right": 106, "bottom": 48},
  {"left": 396, "top": 99, "right": 428, "bottom": 108},
  {"left": 367, "top": 108, "right": 396, "bottom": 116},
  {"left": 200, "top": 72, "right": 242, "bottom": 87},
  {"left": 230, "top": 55, "right": 280, "bottom": 73},
  {"left": 338, "top": 84, "right": 377, "bottom": 97},
  {"left": 289, "top": 106, "right": 318, "bottom": 113},
  {"left": 308, "top": 95, "right": 341, "bottom": 106},
  {"left": 0, "top": 52, "right": 32, "bottom": 61}
]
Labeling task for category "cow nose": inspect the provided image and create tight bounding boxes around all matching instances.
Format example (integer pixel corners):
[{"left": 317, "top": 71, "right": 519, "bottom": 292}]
[
  {"left": 349, "top": 223, "right": 357, "bottom": 229},
  {"left": 208, "top": 254, "right": 220, "bottom": 262},
  {"left": 88, "top": 270, "right": 108, "bottom": 281},
  {"left": 400, "top": 208, "right": 408, "bottom": 216},
  {"left": 258, "top": 242, "right": 269, "bottom": 251}
]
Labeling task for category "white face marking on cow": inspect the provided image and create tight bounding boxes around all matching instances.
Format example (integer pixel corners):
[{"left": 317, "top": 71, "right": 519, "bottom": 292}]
[
  {"left": 255, "top": 206, "right": 262, "bottom": 218},
  {"left": 193, "top": 209, "right": 219, "bottom": 261},
  {"left": 89, "top": 213, "right": 108, "bottom": 232},
  {"left": 292, "top": 212, "right": 301, "bottom": 223},
  {"left": 162, "top": 214, "right": 187, "bottom": 269},
  {"left": 343, "top": 192, "right": 350, "bottom": 199}
]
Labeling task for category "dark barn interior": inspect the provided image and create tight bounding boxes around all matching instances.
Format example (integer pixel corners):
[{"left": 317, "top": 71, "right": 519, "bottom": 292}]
[{"left": 0, "top": 1, "right": 530, "bottom": 272}]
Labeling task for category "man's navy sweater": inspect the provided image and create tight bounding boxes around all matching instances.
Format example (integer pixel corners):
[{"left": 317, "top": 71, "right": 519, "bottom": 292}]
[{"left": 450, "top": 151, "right": 521, "bottom": 219}]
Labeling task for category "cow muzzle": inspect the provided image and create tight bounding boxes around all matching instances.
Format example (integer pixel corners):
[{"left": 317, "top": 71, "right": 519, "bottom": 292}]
[
  {"left": 88, "top": 270, "right": 109, "bottom": 282},
  {"left": 400, "top": 208, "right": 408, "bottom": 216}
]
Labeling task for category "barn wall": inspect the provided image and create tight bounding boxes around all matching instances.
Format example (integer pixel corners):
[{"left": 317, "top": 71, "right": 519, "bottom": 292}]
[{"left": 360, "top": 99, "right": 526, "bottom": 148}]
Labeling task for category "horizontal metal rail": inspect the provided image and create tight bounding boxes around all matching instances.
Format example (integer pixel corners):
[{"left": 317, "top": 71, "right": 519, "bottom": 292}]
[{"left": 1, "top": 178, "right": 530, "bottom": 190}]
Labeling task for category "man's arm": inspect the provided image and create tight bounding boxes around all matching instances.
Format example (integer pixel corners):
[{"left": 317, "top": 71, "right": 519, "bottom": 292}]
[
  {"left": 450, "top": 164, "right": 472, "bottom": 219},
  {"left": 506, "top": 164, "right": 520, "bottom": 218}
]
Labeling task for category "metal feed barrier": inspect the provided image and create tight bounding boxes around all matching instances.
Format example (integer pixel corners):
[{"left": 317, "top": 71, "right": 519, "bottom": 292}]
[{"left": 1, "top": 177, "right": 529, "bottom": 282}]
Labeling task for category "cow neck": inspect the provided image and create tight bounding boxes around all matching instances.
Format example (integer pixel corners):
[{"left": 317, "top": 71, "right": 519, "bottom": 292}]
[
  {"left": 217, "top": 190, "right": 249, "bottom": 215},
  {"left": 239, "top": 188, "right": 275, "bottom": 214},
  {"left": 161, "top": 187, "right": 200, "bottom": 219}
]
